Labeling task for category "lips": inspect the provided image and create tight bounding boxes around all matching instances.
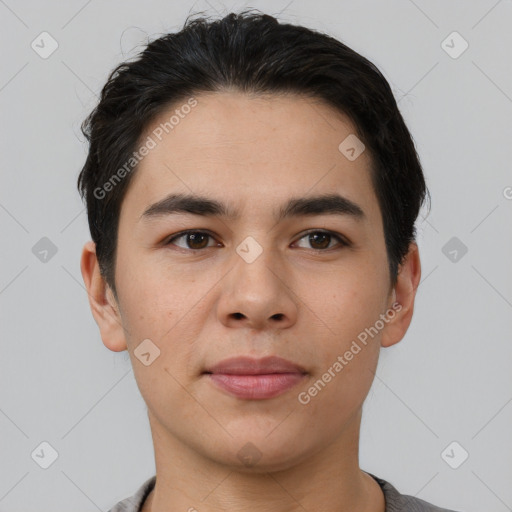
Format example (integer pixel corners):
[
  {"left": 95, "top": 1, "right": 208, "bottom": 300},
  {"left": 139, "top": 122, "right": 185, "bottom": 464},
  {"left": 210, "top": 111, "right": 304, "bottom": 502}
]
[
  {"left": 203, "top": 355, "right": 307, "bottom": 376},
  {"left": 203, "top": 356, "right": 307, "bottom": 400}
]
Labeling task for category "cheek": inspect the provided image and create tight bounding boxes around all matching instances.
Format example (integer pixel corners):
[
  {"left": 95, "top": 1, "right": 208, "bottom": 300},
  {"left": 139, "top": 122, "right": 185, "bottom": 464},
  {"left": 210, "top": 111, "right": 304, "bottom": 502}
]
[
  {"left": 116, "top": 258, "right": 215, "bottom": 379},
  {"left": 115, "top": 251, "right": 184, "bottom": 336},
  {"left": 295, "top": 337, "right": 379, "bottom": 447},
  {"left": 306, "top": 262, "right": 387, "bottom": 339},
  {"left": 297, "top": 314, "right": 381, "bottom": 426},
  {"left": 297, "top": 262, "right": 386, "bottom": 397}
]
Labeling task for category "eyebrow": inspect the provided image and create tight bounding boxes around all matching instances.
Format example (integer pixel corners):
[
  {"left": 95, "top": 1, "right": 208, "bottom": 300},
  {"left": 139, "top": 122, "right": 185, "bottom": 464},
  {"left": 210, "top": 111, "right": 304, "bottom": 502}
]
[{"left": 139, "top": 192, "right": 366, "bottom": 223}]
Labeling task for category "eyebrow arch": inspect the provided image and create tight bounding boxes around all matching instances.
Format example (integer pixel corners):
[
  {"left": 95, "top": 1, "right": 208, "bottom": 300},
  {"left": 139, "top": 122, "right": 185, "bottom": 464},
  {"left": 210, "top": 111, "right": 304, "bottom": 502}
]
[{"left": 139, "top": 192, "right": 366, "bottom": 223}]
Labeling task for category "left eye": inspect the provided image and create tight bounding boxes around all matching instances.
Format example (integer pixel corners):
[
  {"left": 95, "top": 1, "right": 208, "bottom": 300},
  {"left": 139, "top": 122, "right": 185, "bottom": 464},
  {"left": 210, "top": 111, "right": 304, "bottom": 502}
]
[
  {"left": 293, "top": 230, "right": 348, "bottom": 250},
  {"left": 164, "top": 229, "right": 348, "bottom": 251}
]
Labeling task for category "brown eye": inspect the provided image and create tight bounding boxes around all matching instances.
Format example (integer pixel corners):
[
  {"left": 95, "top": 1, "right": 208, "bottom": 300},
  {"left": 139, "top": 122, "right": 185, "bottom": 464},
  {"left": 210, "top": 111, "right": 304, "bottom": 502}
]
[
  {"left": 166, "top": 231, "right": 216, "bottom": 250},
  {"left": 309, "top": 232, "right": 331, "bottom": 249},
  {"left": 294, "top": 230, "right": 348, "bottom": 251}
]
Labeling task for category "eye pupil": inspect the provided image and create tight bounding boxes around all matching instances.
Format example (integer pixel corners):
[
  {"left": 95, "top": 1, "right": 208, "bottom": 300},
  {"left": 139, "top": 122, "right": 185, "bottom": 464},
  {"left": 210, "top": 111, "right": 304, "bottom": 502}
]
[
  {"left": 188, "top": 232, "right": 209, "bottom": 249},
  {"left": 309, "top": 232, "right": 330, "bottom": 249}
]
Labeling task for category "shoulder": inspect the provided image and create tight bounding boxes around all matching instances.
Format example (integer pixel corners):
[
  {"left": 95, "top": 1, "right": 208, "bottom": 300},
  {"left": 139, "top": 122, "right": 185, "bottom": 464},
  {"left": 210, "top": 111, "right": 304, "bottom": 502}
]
[
  {"left": 400, "top": 493, "right": 462, "bottom": 512},
  {"left": 366, "top": 472, "right": 463, "bottom": 512},
  {"left": 107, "top": 475, "right": 156, "bottom": 512}
]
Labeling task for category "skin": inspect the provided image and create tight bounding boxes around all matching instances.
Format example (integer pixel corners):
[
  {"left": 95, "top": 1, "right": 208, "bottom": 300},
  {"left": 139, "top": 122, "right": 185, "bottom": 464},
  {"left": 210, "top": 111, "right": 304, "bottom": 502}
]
[{"left": 81, "top": 91, "right": 421, "bottom": 512}]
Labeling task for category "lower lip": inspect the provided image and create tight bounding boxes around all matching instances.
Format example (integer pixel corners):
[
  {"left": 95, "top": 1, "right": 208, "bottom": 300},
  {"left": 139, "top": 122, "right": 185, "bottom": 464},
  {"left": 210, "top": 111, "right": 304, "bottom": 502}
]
[{"left": 206, "top": 373, "right": 306, "bottom": 400}]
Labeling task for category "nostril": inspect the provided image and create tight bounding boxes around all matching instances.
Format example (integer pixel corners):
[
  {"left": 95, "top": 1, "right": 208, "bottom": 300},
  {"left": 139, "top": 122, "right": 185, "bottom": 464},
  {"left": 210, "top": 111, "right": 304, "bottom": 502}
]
[
  {"left": 272, "top": 313, "right": 284, "bottom": 320},
  {"left": 232, "top": 312, "right": 244, "bottom": 319}
]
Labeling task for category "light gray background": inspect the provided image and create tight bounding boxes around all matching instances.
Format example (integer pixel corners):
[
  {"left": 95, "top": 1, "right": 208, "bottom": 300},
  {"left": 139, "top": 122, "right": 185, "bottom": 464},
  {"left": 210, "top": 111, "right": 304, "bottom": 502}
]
[{"left": 1, "top": 0, "right": 511, "bottom": 511}]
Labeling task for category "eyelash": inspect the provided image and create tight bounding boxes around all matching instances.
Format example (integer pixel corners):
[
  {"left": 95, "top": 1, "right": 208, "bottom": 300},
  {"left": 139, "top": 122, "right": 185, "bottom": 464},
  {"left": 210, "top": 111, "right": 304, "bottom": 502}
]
[{"left": 164, "top": 229, "right": 350, "bottom": 252}]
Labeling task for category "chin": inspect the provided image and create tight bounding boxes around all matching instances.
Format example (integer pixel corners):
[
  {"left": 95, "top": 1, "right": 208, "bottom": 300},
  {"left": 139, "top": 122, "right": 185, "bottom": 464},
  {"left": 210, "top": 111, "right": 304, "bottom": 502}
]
[{"left": 205, "top": 430, "right": 317, "bottom": 474}]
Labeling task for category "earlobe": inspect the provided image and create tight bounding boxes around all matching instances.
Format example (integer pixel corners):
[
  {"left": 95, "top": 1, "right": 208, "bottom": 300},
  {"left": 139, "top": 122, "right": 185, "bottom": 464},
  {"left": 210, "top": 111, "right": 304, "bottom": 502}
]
[
  {"left": 380, "top": 242, "right": 422, "bottom": 348},
  {"left": 80, "top": 241, "right": 127, "bottom": 352}
]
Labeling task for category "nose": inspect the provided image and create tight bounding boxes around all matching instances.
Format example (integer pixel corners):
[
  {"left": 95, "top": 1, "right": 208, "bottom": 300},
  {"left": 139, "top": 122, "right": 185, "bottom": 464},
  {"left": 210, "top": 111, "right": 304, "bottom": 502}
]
[{"left": 216, "top": 241, "right": 298, "bottom": 331}]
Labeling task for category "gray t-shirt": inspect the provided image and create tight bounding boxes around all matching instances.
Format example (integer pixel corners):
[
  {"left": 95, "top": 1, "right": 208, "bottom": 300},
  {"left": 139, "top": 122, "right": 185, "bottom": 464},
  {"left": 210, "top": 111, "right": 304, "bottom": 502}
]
[{"left": 107, "top": 472, "right": 461, "bottom": 511}]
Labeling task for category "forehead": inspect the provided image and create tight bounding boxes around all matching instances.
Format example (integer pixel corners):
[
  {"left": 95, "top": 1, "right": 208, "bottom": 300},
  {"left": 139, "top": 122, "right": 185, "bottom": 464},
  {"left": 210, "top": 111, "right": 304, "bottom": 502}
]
[{"left": 120, "top": 91, "right": 380, "bottom": 226}]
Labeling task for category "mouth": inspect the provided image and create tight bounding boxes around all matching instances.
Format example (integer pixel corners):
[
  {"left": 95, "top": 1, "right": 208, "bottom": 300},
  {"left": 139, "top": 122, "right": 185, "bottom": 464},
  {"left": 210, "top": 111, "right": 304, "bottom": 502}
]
[{"left": 202, "top": 355, "right": 308, "bottom": 400}]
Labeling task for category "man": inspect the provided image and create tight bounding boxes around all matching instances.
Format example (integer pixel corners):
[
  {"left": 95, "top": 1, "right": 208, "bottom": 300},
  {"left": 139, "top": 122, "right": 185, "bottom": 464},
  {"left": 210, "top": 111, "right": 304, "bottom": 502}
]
[{"left": 78, "top": 9, "right": 461, "bottom": 512}]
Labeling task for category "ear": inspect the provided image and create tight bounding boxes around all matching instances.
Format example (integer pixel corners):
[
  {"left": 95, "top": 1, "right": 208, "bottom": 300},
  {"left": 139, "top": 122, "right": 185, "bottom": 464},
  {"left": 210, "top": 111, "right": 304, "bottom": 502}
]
[
  {"left": 80, "top": 241, "right": 127, "bottom": 352},
  {"left": 380, "top": 241, "right": 422, "bottom": 348}
]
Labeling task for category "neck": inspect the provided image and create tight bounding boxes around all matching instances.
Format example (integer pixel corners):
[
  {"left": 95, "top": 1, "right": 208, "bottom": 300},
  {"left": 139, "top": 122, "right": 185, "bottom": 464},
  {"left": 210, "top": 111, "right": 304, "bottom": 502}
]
[{"left": 142, "top": 408, "right": 385, "bottom": 512}]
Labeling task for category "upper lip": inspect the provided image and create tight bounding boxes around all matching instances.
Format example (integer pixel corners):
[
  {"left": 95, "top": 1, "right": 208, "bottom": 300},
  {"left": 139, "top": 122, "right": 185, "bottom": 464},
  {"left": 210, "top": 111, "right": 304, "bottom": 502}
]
[{"left": 203, "top": 356, "right": 307, "bottom": 375}]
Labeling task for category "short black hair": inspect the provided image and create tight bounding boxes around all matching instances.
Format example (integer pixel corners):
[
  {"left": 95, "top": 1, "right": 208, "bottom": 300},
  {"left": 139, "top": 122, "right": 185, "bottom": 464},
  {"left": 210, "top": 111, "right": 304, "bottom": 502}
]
[{"left": 77, "top": 9, "right": 430, "bottom": 300}]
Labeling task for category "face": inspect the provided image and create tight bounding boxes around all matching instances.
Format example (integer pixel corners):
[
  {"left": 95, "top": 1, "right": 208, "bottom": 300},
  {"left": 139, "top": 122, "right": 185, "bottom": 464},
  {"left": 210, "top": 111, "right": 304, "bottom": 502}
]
[{"left": 85, "top": 91, "right": 416, "bottom": 473}]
